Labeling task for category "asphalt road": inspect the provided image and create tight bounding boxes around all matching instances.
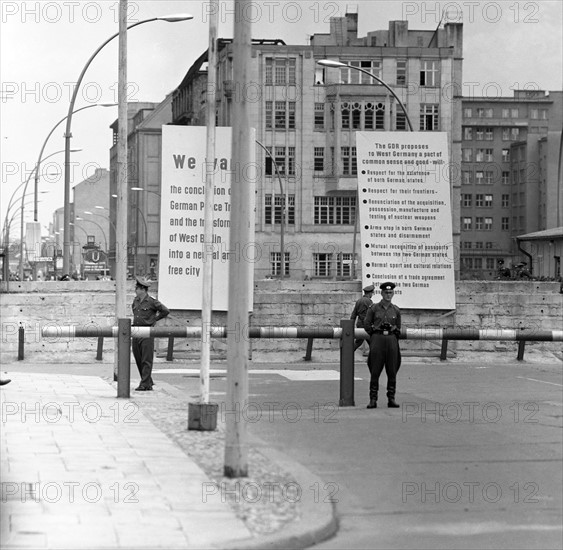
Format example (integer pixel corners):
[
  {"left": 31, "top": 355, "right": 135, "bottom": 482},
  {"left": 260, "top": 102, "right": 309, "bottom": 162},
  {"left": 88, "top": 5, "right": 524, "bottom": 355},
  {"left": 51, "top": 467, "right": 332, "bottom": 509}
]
[
  {"left": 158, "top": 357, "right": 563, "bottom": 550},
  {"left": 10, "top": 355, "right": 563, "bottom": 550}
]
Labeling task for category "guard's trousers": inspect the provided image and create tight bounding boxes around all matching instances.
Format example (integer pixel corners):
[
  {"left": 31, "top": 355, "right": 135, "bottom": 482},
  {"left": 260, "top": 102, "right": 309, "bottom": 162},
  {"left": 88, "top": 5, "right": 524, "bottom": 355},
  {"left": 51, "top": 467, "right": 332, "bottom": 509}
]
[
  {"left": 367, "top": 334, "right": 401, "bottom": 399},
  {"left": 132, "top": 337, "right": 155, "bottom": 388}
]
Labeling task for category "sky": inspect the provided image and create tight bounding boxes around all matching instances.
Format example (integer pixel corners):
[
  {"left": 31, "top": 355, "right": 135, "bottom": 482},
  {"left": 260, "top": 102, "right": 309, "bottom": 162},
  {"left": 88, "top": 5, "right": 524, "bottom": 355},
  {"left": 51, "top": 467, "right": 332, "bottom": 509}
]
[{"left": 1, "top": 0, "right": 562, "bottom": 235}]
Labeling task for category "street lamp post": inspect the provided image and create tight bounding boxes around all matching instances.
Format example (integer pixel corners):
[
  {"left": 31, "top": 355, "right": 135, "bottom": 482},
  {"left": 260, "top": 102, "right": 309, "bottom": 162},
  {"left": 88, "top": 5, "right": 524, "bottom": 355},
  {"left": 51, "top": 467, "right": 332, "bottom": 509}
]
[
  {"left": 62, "top": 13, "right": 194, "bottom": 275},
  {"left": 255, "top": 140, "right": 286, "bottom": 278},
  {"left": 317, "top": 59, "right": 414, "bottom": 280},
  {"left": 18, "top": 149, "right": 81, "bottom": 280}
]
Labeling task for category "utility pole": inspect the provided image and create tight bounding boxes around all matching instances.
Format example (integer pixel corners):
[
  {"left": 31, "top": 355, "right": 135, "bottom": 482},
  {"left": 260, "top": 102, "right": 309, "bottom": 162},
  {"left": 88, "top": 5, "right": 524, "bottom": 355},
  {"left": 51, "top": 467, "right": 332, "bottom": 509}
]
[{"left": 224, "top": 0, "right": 252, "bottom": 478}]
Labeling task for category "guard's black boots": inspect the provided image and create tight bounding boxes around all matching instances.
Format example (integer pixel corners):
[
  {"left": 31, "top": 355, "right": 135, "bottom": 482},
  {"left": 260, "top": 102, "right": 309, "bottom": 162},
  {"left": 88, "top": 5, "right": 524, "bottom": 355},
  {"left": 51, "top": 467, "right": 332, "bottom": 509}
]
[
  {"left": 367, "top": 399, "right": 377, "bottom": 409},
  {"left": 388, "top": 398, "right": 399, "bottom": 408}
]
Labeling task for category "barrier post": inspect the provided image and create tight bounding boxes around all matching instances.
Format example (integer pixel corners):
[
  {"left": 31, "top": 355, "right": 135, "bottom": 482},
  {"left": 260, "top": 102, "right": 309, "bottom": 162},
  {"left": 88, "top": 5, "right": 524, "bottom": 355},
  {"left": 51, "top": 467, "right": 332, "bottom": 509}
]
[
  {"left": 440, "top": 339, "right": 449, "bottom": 361},
  {"left": 339, "top": 319, "right": 355, "bottom": 407},
  {"left": 304, "top": 338, "right": 314, "bottom": 361},
  {"left": 117, "top": 318, "right": 131, "bottom": 398},
  {"left": 96, "top": 336, "right": 104, "bottom": 361},
  {"left": 517, "top": 340, "right": 526, "bottom": 361},
  {"left": 166, "top": 336, "right": 174, "bottom": 362},
  {"left": 18, "top": 324, "right": 24, "bottom": 361}
]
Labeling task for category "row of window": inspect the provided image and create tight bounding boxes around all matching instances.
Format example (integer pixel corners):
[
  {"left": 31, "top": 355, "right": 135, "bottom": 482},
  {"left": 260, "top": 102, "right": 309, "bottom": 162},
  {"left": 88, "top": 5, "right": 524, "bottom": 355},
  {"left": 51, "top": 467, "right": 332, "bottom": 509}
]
[
  {"left": 463, "top": 107, "right": 548, "bottom": 120},
  {"left": 265, "top": 101, "right": 434, "bottom": 132},
  {"left": 264, "top": 195, "right": 356, "bottom": 226},
  {"left": 270, "top": 252, "right": 355, "bottom": 278},
  {"left": 463, "top": 127, "right": 523, "bottom": 141},
  {"left": 462, "top": 171, "right": 510, "bottom": 185},
  {"left": 462, "top": 217, "right": 510, "bottom": 231},
  {"left": 462, "top": 148, "right": 512, "bottom": 162},
  {"left": 462, "top": 242, "right": 497, "bottom": 249},
  {"left": 462, "top": 257, "right": 503, "bottom": 270},
  {"left": 462, "top": 194, "right": 510, "bottom": 208}
]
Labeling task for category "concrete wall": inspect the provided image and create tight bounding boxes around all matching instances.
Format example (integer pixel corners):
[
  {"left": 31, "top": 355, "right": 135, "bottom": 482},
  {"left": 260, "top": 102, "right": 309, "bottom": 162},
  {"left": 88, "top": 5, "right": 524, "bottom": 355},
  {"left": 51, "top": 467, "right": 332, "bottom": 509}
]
[{"left": 1, "top": 280, "right": 561, "bottom": 363}]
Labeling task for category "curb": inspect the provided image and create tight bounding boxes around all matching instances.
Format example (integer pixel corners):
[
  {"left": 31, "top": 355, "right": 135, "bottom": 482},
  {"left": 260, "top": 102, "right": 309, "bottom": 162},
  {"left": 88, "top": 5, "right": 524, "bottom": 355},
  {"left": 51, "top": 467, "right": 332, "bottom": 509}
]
[
  {"left": 156, "top": 381, "right": 339, "bottom": 550},
  {"left": 218, "top": 438, "right": 339, "bottom": 550}
]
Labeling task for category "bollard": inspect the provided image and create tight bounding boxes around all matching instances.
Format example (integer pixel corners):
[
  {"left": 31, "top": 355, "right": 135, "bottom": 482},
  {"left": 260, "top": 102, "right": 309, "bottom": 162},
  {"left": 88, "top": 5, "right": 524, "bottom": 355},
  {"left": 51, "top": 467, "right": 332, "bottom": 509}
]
[
  {"left": 440, "top": 339, "right": 449, "bottom": 361},
  {"left": 18, "top": 324, "right": 24, "bottom": 361},
  {"left": 517, "top": 340, "right": 526, "bottom": 361},
  {"left": 166, "top": 336, "right": 175, "bottom": 361},
  {"left": 117, "top": 318, "right": 131, "bottom": 398},
  {"left": 339, "top": 319, "right": 355, "bottom": 407},
  {"left": 304, "top": 337, "right": 314, "bottom": 361},
  {"left": 96, "top": 336, "right": 104, "bottom": 361}
]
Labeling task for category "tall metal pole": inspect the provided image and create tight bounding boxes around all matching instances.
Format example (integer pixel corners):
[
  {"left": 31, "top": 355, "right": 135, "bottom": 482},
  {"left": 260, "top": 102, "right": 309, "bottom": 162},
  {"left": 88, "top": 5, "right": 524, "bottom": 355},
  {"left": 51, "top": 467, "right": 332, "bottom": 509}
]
[
  {"left": 224, "top": 0, "right": 252, "bottom": 478},
  {"left": 116, "top": 0, "right": 129, "bottom": 394},
  {"left": 200, "top": 0, "right": 218, "bottom": 406}
]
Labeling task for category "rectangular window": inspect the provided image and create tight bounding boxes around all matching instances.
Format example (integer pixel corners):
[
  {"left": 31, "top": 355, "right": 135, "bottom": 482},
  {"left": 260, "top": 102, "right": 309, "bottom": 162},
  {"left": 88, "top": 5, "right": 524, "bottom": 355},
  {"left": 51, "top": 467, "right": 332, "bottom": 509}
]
[
  {"left": 265, "top": 101, "right": 273, "bottom": 129},
  {"left": 420, "top": 60, "right": 439, "bottom": 86},
  {"left": 502, "top": 149, "right": 510, "bottom": 162},
  {"left": 274, "top": 100, "right": 286, "bottom": 129},
  {"left": 474, "top": 258, "right": 483, "bottom": 269},
  {"left": 511, "top": 108, "right": 519, "bottom": 118},
  {"left": 314, "top": 196, "right": 357, "bottom": 225},
  {"left": 502, "top": 108, "right": 510, "bottom": 118},
  {"left": 462, "top": 194, "right": 472, "bottom": 207},
  {"left": 462, "top": 171, "right": 472, "bottom": 184},
  {"left": 475, "top": 194, "right": 484, "bottom": 207},
  {"left": 502, "top": 171, "right": 510, "bottom": 184},
  {"left": 340, "top": 147, "right": 357, "bottom": 175},
  {"left": 463, "top": 217, "right": 472, "bottom": 230},
  {"left": 485, "top": 149, "right": 493, "bottom": 162},
  {"left": 463, "top": 258, "right": 474, "bottom": 269},
  {"left": 501, "top": 194, "right": 509, "bottom": 207},
  {"left": 486, "top": 258, "right": 495, "bottom": 270},
  {"left": 511, "top": 128, "right": 520, "bottom": 140},
  {"left": 475, "top": 127, "right": 484, "bottom": 140},
  {"left": 475, "top": 216, "right": 484, "bottom": 230},
  {"left": 477, "top": 108, "right": 485, "bottom": 118},
  {"left": 530, "top": 108, "right": 538, "bottom": 119},
  {"left": 270, "top": 252, "right": 290, "bottom": 276},
  {"left": 314, "top": 147, "right": 324, "bottom": 172},
  {"left": 341, "top": 60, "right": 381, "bottom": 83},
  {"left": 265, "top": 146, "right": 295, "bottom": 177},
  {"left": 475, "top": 241, "right": 483, "bottom": 249},
  {"left": 396, "top": 60, "right": 407, "bottom": 85},
  {"left": 484, "top": 171, "right": 494, "bottom": 185},
  {"left": 265, "top": 58, "right": 273, "bottom": 84},
  {"left": 484, "top": 194, "right": 493, "bottom": 207},
  {"left": 486, "top": 242, "right": 494, "bottom": 249},
  {"left": 463, "top": 148, "right": 472, "bottom": 162},
  {"left": 337, "top": 253, "right": 354, "bottom": 278},
  {"left": 502, "top": 128, "right": 510, "bottom": 141},
  {"left": 485, "top": 129, "right": 494, "bottom": 140},
  {"left": 464, "top": 127, "right": 473, "bottom": 140},
  {"left": 501, "top": 217, "right": 509, "bottom": 230},
  {"left": 314, "top": 103, "right": 325, "bottom": 130},
  {"left": 463, "top": 241, "right": 472, "bottom": 249},
  {"left": 313, "top": 253, "right": 332, "bottom": 277},
  {"left": 476, "top": 149, "right": 485, "bottom": 162},
  {"left": 463, "top": 108, "right": 472, "bottom": 118},
  {"left": 484, "top": 217, "right": 493, "bottom": 230},
  {"left": 264, "top": 194, "right": 295, "bottom": 225},
  {"left": 420, "top": 104, "right": 439, "bottom": 131},
  {"left": 475, "top": 171, "right": 484, "bottom": 184},
  {"left": 395, "top": 110, "right": 406, "bottom": 131},
  {"left": 485, "top": 109, "right": 493, "bottom": 118}
]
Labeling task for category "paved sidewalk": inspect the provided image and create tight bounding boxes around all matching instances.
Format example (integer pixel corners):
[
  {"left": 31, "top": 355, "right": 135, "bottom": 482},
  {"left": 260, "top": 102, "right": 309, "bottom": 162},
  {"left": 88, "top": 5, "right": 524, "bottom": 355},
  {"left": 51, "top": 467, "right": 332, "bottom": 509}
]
[{"left": 0, "top": 371, "right": 334, "bottom": 549}]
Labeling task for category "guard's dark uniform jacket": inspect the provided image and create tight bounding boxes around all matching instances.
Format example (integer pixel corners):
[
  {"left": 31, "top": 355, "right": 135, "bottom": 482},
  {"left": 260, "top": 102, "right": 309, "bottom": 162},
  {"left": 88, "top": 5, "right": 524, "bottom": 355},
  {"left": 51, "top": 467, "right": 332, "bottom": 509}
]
[
  {"left": 132, "top": 294, "right": 169, "bottom": 389},
  {"left": 364, "top": 300, "right": 402, "bottom": 401}
]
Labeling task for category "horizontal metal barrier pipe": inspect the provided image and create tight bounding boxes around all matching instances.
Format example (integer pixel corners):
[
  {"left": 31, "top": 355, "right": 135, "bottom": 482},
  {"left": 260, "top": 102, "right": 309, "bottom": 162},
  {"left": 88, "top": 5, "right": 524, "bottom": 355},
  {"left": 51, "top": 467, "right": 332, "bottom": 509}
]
[{"left": 40, "top": 326, "right": 563, "bottom": 342}]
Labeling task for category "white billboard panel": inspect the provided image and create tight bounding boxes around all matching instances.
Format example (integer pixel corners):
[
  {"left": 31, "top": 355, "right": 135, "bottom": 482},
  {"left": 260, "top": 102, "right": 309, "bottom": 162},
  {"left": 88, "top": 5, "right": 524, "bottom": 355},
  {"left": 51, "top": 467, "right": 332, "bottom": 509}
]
[
  {"left": 158, "top": 126, "right": 255, "bottom": 311},
  {"left": 356, "top": 132, "right": 456, "bottom": 309}
]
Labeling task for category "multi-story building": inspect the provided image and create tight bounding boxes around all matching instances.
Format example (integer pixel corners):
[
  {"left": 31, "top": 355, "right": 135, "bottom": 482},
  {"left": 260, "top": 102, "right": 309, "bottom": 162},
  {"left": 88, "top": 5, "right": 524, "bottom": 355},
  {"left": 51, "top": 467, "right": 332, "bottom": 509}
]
[
  {"left": 108, "top": 98, "right": 172, "bottom": 278},
  {"left": 460, "top": 90, "right": 563, "bottom": 278},
  {"left": 170, "top": 12, "right": 463, "bottom": 280},
  {"left": 71, "top": 168, "right": 110, "bottom": 274}
]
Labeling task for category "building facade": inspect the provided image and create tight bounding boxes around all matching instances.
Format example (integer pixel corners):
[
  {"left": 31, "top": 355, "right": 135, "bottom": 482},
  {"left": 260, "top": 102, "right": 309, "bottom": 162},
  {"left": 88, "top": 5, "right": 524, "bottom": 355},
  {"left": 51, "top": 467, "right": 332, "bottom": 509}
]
[
  {"left": 460, "top": 90, "right": 563, "bottom": 279},
  {"left": 170, "top": 13, "right": 463, "bottom": 280}
]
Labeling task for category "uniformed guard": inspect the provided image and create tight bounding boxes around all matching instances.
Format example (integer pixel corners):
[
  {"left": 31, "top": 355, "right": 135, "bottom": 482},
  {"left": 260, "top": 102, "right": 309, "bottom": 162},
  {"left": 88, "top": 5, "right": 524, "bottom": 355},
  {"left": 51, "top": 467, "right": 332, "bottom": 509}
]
[
  {"left": 364, "top": 282, "right": 402, "bottom": 409},
  {"left": 131, "top": 277, "right": 170, "bottom": 391},
  {"left": 350, "top": 284, "right": 375, "bottom": 356}
]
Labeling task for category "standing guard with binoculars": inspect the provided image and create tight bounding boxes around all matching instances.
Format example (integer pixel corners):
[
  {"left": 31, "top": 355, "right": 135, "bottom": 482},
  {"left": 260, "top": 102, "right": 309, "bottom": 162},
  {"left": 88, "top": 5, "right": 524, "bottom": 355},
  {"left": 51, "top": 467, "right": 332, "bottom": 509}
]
[{"left": 364, "top": 282, "right": 402, "bottom": 409}]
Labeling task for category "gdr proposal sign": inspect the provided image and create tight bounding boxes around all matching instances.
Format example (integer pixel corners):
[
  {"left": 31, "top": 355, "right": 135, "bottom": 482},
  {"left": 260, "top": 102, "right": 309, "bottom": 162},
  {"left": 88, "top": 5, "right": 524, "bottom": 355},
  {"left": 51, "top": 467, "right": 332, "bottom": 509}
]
[
  {"left": 356, "top": 132, "right": 455, "bottom": 309},
  {"left": 158, "top": 126, "right": 255, "bottom": 311}
]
